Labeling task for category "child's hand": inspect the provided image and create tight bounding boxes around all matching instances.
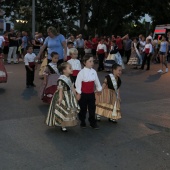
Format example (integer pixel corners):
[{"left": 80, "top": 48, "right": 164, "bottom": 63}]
[
  {"left": 76, "top": 93, "right": 81, "bottom": 101},
  {"left": 43, "top": 81, "right": 47, "bottom": 85},
  {"left": 58, "top": 98, "right": 63, "bottom": 105},
  {"left": 95, "top": 91, "right": 102, "bottom": 95},
  {"left": 29, "top": 68, "right": 33, "bottom": 71},
  {"left": 118, "top": 97, "right": 121, "bottom": 103}
]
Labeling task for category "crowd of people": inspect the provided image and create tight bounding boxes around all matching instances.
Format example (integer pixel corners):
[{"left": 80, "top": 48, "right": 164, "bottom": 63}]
[{"left": 0, "top": 25, "right": 170, "bottom": 132}]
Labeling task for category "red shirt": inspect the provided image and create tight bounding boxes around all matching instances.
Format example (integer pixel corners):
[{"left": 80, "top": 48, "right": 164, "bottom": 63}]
[
  {"left": 92, "top": 38, "right": 99, "bottom": 50},
  {"left": 116, "top": 38, "right": 123, "bottom": 50},
  {"left": 85, "top": 40, "right": 92, "bottom": 49}
]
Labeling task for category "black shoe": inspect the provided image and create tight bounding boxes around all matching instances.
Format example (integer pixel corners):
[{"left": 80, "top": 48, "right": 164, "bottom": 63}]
[
  {"left": 108, "top": 118, "right": 117, "bottom": 123},
  {"left": 140, "top": 68, "right": 144, "bottom": 70},
  {"left": 80, "top": 123, "right": 87, "bottom": 129},
  {"left": 31, "top": 84, "right": 36, "bottom": 87},
  {"left": 146, "top": 69, "right": 150, "bottom": 71},
  {"left": 90, "top": 124, "right": 99, "bottom": 129},
  {"left": 61, "top": 127, "right": 68, "bottom": 132}
]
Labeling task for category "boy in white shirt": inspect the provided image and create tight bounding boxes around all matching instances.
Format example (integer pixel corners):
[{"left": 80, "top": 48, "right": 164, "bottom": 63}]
[
  {"left": 96, "top": 38, "right": 107, "bottom": 71},
  {"left": 66, "top": 41, "right": 74, "bottom": 61},
  {"left": 24, "top": 45, "right": 38, "bottom": 88},
  {"left": 67, "top": 48, "right": 81, "bottom": 82}
]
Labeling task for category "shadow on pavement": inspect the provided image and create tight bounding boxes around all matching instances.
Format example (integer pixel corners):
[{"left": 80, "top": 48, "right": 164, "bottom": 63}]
[
  {"left": 21, "top": 88, "right": 38, "bottom": 101},
  {"left": 0, "top": 88, "right": 6, "bottom": 94},
  {"left": 124, "top": 69, "right": 144, "bottom": 77},
  {"left": 145, "top": 73, "right": 162, "bottom": 83},
  {"left": 38, "top": 104, "right": 49, "bottom": 116}
]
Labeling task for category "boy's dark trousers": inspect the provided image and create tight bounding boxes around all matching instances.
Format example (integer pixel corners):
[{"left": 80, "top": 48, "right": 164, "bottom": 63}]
[
  {"left": 98, "top": 53, "right": 105, "bottom": 71},
  {"left": 141, "top": 53, "right": 151, "bottom": 70},
  {"left": 78, "top": 93, "right": 96, "bottom": 126},
  {"left": 25, "top": 66, "right": 35, "bottom": 86},
  {"left": 125, "top": 49, "right": 131, "bottom": 63}
]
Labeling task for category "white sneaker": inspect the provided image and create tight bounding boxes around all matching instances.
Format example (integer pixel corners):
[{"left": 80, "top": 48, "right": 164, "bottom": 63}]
[
  {"left": 157, "top": 69, "right": 163, "bottom": 73},
  {"left": 61, "top": 127, "right": 68, "bottom": 132},
  {"left": 96, "top": 115, "right": 101, "bottom": 121},
  {"left": 166, "top": 68, "right": 169, "bottom": 73}
]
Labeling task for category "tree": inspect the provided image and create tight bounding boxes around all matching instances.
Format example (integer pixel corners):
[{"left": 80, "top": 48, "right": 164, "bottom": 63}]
[{"left": 2, "top": 0, "right": 170, "bottom": 36}]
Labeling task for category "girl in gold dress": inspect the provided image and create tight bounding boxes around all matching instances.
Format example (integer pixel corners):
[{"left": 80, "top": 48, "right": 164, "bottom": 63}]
[{"left": 96, "top": 63, "right": 122, "bottom": 123}]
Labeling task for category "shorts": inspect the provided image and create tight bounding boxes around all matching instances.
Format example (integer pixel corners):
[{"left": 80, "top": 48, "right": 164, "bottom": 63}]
[
  {"left": 160, "top": 52, "right": 166, "bottom": 55},
  {"left": 3, "top": 46, "right": 9, "bottom": 54}
]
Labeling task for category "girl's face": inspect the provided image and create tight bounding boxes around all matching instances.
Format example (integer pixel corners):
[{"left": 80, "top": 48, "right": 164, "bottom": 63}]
[
  {"left": 111, "top": 42, "right": 115, "bottom": 46},
  {"left": 85, "top": 57, "right": 94, "bottom": 69},
  {"left": 63, "top": 64, "right": 73, "bottom": 75},
  {"left": 113, "top": 66, "right": 122, "bottom": 77},
  {"left": 52, "top": 55, "right": 59, "bottom": 63}
]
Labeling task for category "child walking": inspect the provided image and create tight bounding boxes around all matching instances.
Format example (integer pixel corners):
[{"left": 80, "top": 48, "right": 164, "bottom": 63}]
[
  {"left": 40, "top": 52, "right": 60, "bottom": 104},
  {"left": 24, "top": 45, "right": 38, "bottom": 88},
  {"left": 140, "top": 39, "right": 152, "bottom": 71},
  {"left": 46, "top": 62, "right": 80, "bottom": 132},
  {"left": 96, "top": 38, "right": 107, "bottom": 71},
  {"left": 75, "top": 54, "right": 102, "bottom": 129},
  {"left": 96, "top": 63, "right": 122, "bottom": 123},
  {"left": 67, "top": 48, "right": 81, "bottom": 82}
]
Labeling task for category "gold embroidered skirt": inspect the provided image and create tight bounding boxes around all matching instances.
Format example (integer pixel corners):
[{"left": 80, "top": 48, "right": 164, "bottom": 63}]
[{"left": 95, "top": 88, "right": 121, "bottom": 120}]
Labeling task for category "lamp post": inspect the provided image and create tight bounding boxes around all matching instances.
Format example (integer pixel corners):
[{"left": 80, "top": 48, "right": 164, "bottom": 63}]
[{"left": 32, "top": 0, "right": 35, "bottom": 38}]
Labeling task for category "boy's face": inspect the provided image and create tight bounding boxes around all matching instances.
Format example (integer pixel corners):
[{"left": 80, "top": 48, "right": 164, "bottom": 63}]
[
  {"left": 71, "top": 52, "right": 78, "bottom": 59},
  {"left": 68, "top": 44, "right": 74, "bottom": 49},
  {"left": 52, "top": 55, "right": 59, "bottom": 63},
  {"left": 85, "top": 57, "right": 94, "bottom": 68},
  {"left": 27, "top": 47, "right": 33, "bottom": 54}
]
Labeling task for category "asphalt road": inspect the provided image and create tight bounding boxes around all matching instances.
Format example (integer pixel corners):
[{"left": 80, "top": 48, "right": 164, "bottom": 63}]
[{"left": 0, "top": 61, "right": 170, "bottom": 170}]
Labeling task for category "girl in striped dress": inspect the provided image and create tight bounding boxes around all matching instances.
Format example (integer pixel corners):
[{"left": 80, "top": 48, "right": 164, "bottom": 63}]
[{"left": 46, "top": 62, "right": 80, "bottom": 132}]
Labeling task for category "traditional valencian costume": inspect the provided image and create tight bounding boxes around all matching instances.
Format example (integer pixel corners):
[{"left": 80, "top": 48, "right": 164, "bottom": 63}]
[
  {"left": 40, "top": 62, "right": 60, "bottom": 104},
  {"left": 39, "top": 58, "right": 48, "bottom": 79},
  {"left": 105, "top": 45, "right": 125, "bottom": 71},
  {"left": 128, "top": 41, "right": 141, "bottom": 65},
  {"left": 46, "top": 75, "right": 80, "bottom": 127},
  {"left": 96, "top": 74, "right": 121, "bottom": 120},
  {"left": 0, "top": 55, "right": 7, "bottom": 83}
]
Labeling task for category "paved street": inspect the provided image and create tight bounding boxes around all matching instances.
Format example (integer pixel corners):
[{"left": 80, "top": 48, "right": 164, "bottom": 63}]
[{"left": 0, "top": 61, "right": 170, "bottom": 170}]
